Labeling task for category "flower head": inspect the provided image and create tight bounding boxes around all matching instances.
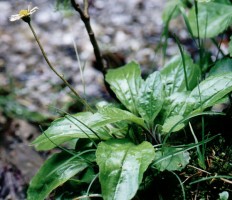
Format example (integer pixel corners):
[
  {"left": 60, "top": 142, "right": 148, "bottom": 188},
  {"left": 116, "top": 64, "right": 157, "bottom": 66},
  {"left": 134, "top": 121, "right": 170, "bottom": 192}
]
[{"left": 9, "top": 5, "right": 38, "bottom": 22}]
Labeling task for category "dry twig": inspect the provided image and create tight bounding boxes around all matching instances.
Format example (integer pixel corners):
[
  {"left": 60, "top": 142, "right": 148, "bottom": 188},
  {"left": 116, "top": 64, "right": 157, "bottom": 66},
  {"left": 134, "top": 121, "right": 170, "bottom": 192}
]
[{"left": 70, "top": 0, "right": 105, "bottom": 73}]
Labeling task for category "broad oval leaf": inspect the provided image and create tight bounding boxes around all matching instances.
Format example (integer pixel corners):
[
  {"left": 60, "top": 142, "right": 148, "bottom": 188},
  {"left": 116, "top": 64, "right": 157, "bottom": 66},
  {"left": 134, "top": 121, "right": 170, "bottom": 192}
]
[
  {"left": 188, "top": 2, "right": 232, "bottom": 38},
  {"left": 96, "top": 139, "right": 155, "bottom": 200},
  {"left": 162, "top": 0, "right": 183, "bottom": 22},
  {"left": 182, "top": 72, "right": 232, "bottom": 115},
  {"left": 27, "top": 152, "right": 89, "bottom": 200},
  {"left": 163, "top": 73, "right": 232, "bottom": 119},
  {"left": 105, "top": 61, "right": 143, "bottom": 115},
  {"left": 90, "top": 106, "right": 146, "bottom": 129},
  {"left": 162, "top": 115, "right": 185, "bottom": 134},
  {"left": 137, "top": 71, "right": 164, "bottom": 127},
  {"left": 161, "top": 91, "right": 190, "bottom": 121},
  {"left": 161, "top": 53, "right": 200, "bottom": 96},
  {"left": 209, "top": 58, "right": 232, "bottom": 77},
  {"left": 153, "top": 147, "right": 190, "bottom": 172},
  {"left": 32, "top": 106, "right": 148, "bottom": 151},
  {"left": 31, "top": 112, "right": 112, "bottom": 151}
]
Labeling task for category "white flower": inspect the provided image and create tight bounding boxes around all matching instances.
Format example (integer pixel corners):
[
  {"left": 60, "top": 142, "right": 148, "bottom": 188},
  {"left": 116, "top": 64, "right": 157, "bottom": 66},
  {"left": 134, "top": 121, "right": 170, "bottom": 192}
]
[{"left": 9, "top": 5, "right": 38, "bottom": 22}]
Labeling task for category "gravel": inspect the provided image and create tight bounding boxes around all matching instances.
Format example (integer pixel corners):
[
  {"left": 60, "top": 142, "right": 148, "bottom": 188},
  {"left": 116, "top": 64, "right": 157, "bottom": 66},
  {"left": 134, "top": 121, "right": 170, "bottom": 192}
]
[{"left": 0, "top": 0, "right": 172, "bottom": 115}]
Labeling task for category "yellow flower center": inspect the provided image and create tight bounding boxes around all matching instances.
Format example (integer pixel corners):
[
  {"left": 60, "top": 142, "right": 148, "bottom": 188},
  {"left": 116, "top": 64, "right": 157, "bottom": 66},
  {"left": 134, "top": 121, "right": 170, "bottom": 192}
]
[{"left": 19, "top": 9, "right": 30, "bottom": 17}]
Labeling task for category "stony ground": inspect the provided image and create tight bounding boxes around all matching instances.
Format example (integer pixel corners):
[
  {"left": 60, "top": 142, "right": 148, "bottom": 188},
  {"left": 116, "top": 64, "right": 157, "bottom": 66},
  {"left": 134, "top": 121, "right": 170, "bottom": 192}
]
[
  {"left": 0, "top": 0, "right": 186, "bottom": 199},
  {"left": 1, "top": 0, "right": 173, "bottom": 115}
]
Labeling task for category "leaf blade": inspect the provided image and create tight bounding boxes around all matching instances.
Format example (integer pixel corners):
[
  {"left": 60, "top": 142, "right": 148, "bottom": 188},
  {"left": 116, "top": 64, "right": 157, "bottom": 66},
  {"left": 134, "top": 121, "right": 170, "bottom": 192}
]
[
  {"left": 137, "top": 71, "right": 164, "bottom": 127},
  {"left": 31, "top": 112, "right": 112, "bottom": 151},
  {"left": 188, "top": 2, "right": 232, "bottom": 38},
  {"left": 183, "top": 73, "right": 232, "bottom": 115},
  {"left": 105, "top": 61, "right": 143, "bottom": 115},
  {"left": 96, "top": 139, "right": 155, "bottom": 200},
  {"left": 91, "top": 106, "right": 146, "bottom": 128},
  {"left": 153, "top": 147, "right": 190, "bottom": 172},
  {"left": 161, "top": 53, "right": 200, "bottom": 96},
  {"left": 27, "top": 152, "right": 89, "bottom": 200}
]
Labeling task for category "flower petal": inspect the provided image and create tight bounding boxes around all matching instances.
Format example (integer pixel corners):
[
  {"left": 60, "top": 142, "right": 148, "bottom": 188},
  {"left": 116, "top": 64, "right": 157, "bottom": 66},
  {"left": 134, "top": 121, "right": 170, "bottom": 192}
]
[
  {"left": 9, "top": 14, "right": 21, "bottom": 21},
  {"left": 9, "top": 5, "right": 39, "bottom": 22},
  {"left": 30, "top": 7, "right": 39, "bottom": 14}
]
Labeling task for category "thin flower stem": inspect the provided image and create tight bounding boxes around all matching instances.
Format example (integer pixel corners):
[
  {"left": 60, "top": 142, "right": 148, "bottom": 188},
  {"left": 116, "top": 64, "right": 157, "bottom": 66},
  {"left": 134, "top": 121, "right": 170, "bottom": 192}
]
[{"left": 27, "top": 21, "right": 93, "bottom": 112}]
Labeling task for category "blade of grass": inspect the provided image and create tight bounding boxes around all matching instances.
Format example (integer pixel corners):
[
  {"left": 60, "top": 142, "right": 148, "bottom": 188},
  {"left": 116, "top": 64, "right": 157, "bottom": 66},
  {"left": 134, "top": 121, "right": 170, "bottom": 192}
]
[
  {"left": 86, "top": 173, "right": 99, "bottom": 196},
  {"left": 170, "top": 171, "right": 186, "bottom": 200},
  {"left": 211, "top": 37, "right": 225, "bottom": 59},
  {"left": 51, "top": 106, "right": 102, "bottom": 146},
  {"left": 190, "top": 175, "right": 232, "bottom": 185},
  {"left": 159, "top": 5, "right": 178, "bottom": 64},
  {"left": 179, "top": 6, "right": 194, "bottom": 41},
  {"left": 188, "top": 122, "right": 206, "bottom": 169},
  {"left": 39, "top": 125, "right": 95, "bottom": 165},
  {"left": 162, "top": 111, "right": 224, "bottom": 144},
  {"left": 173, "top": 34, "right": 189, "bottom": 91},
  {"left": 194, "top": 0, "right": 200, "bottom": 47},
  {"left": 194, "top": 0, "right": 203, "bottom": 76},
  {"left": 39, "top": 125, "right": 76, "bottom": 156},
  {"left": 196, "top": 77, "right": 206, "bottom": 169},
  {"left": 155, "top": 134, "right": 219, "bottom": 166},
  {"left": 72, "top": 37, "right": 86, "bottom": 97}
]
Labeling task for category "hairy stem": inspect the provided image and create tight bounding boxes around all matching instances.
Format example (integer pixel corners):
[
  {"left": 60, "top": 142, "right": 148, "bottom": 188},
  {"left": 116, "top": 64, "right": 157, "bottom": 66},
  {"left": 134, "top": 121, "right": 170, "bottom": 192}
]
[{"left": 27, "top": 21, "right": 92, "bottom": 112}]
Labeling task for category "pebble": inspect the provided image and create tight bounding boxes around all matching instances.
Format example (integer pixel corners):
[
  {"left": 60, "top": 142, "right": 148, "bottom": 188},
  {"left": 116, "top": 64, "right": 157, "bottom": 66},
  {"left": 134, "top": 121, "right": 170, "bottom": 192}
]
[{"left": 1, "top": 0, "right": 169, "bottom": 115}]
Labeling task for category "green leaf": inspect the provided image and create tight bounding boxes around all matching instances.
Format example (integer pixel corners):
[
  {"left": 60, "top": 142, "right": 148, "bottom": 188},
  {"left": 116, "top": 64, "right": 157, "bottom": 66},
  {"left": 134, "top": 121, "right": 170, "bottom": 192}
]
[
  {"left": 0, "top": 95, "right": 48, "bottom": 122},
  {"left": 27, "top": 152, "right": 89, "bottom": 200},
  {"left": 162, "top": 0, "right": 182, "bottom": 22},
  {"left": 91, "top": 106, "right": 146, "bottom": 128},
  {"left": 162, "top": 115, "right": 185, "bottom": 133},
  {"left": 153, "top": 147, "right": 190, "bottom": 172},
  {"left": 163, "top": 73, "right": 232, "bottom": 119},
  {"left": 161, "top": 53, "right": 200, "bottom": 96},
  {"left": 79, "top": 167, "right": 96, "bottom": 184},
  {"left": 31, "top": 112, "right": 112, "bottom": 151},
  {"left": 137, "top": 71, "right": 164, "bottom": 127},
  {"left": 161, "top": 91, "right": 190, "bottom": 121},
  {"left": 105, "top": 61, "right": 143, "bottom": 115},
  {"left": 55, "top": 0, "right": 71, "bottom": 10},
  {"left": 219, "top": 191, "right": 229, "bottom": 200},
  {"left": 188, "top": 2, "right": 232, "bottom": 38},
  {"left": 209, "top": 58, "right": 232, "bottom": 77},
  {"left": 214, "top": 0, "right": 231, "bottom": 4},
  {"left": 96, "top": 139, "right": 155, "bottom": 200},
  {"left": 229, "top": 36, "right": 232, "bottom": 57},
  {"left": 182, "top": 73, "right": 232, "bottom": 115},
  {"left": 32, "top": 106, "right": 148, "bottom": 151}
]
